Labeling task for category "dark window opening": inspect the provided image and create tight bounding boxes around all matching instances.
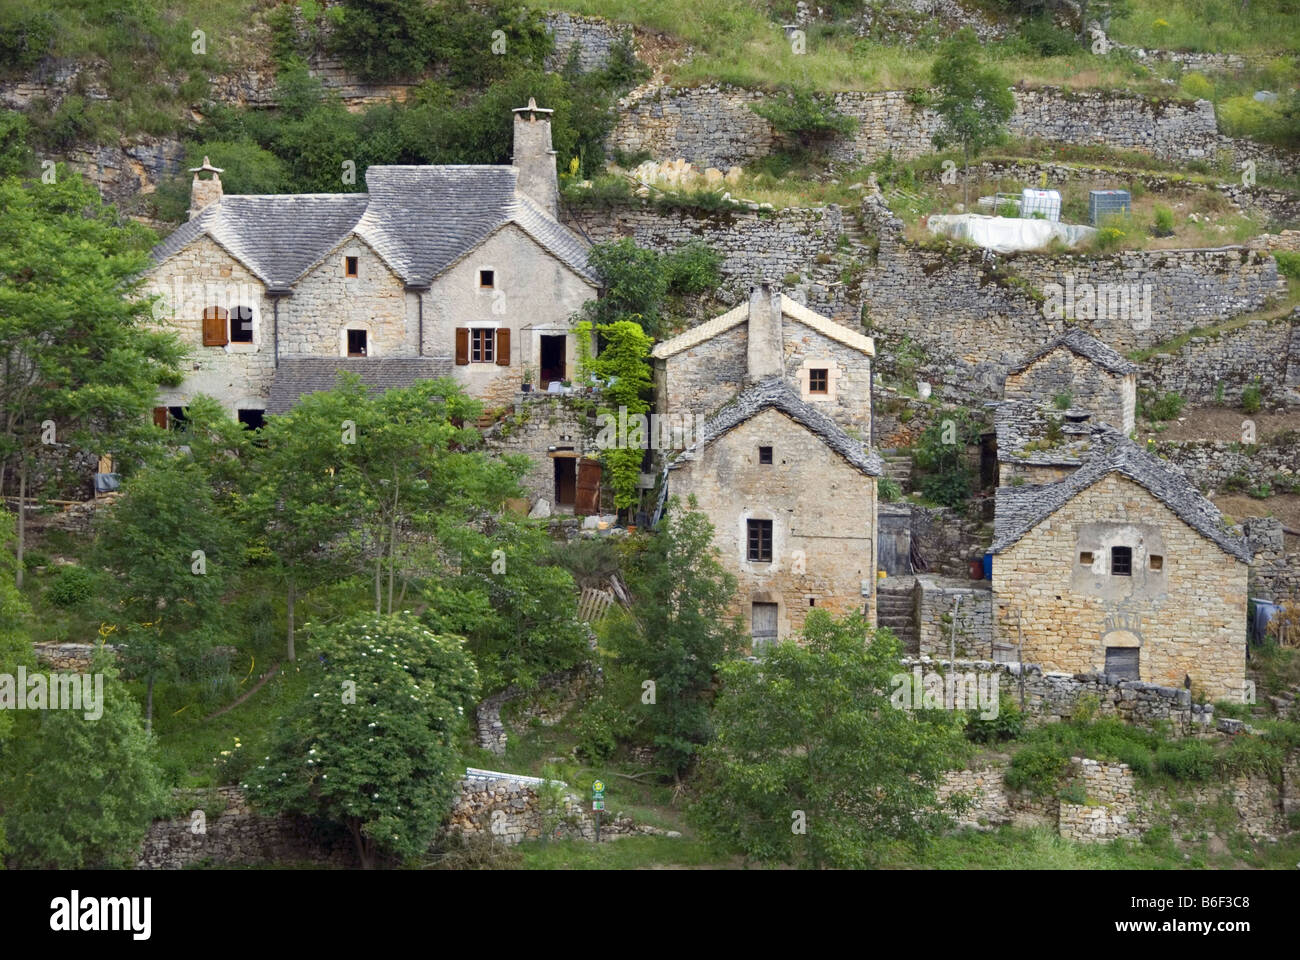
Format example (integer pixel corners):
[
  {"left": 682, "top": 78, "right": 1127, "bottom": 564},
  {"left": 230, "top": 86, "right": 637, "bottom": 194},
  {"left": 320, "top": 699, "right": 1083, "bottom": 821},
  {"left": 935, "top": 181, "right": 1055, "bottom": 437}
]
[
  {"left": 479, "top": 269, "right": 495, "bottom": 289},
  {"left": 759, "top": 445, "right": 773, "bottom": 464},
  {"left": 1110, "top": 546, "right": 1132, "bottom": 576},
  {"left": 347, "top": 330, "right": 367, "bottom": 357},
  {"left": 809, "top": 368, "right": 829, "bottom": 394},
  {"left": 1079, "top": 551, "right": 1094, "bottom": 565},
  {"left": 237, "top": 409, "right": 265, "bottom": 430},
  {"left": 230, "top": 305, "right": 254, "bottom": 343},
  {"left": 808, "top": 597, "right": 816, "bottom": 607},
  {"left": 167, "top": 406, "right": 189, "bottom": 432},
  {"left": 747, "top": 519, "right": 773, "bottom": 563},
  {"left": 540, "top": 334, "right": 565, "bottom": 385},
  {"left": 1149, "top": 554, "right": 1163, "bottom": 571},
  {"left": 471, "top": 328, "right": 494, "bottom": 363},
  {"left": 345, "top": 256, "right": 358, "bottom": 278}
]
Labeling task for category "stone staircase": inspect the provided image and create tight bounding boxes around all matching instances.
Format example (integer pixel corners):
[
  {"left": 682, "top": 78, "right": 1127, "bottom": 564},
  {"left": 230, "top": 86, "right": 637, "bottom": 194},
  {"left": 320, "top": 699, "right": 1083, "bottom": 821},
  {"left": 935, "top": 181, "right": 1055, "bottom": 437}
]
[
  {"left": 876, "top": 576, "right": 917, "bottom": 654},
  {"left": 881, "top": 452, "right": 913, "bottom": 493}
]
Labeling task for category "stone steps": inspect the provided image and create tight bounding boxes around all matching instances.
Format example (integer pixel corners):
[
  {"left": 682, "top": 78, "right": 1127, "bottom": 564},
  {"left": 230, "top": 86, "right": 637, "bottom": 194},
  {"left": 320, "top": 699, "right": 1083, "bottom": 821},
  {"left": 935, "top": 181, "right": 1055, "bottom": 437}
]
[{"left": 881, "top": 454, "right": 913, "bottom": 492}]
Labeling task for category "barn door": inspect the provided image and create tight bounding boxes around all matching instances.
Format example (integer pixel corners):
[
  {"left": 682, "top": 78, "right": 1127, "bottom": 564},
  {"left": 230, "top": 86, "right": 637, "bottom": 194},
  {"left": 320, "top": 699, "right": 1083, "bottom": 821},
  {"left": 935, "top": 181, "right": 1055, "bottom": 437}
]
[{"left": 576, "top": 458, "right": 601, "bottom": 516}]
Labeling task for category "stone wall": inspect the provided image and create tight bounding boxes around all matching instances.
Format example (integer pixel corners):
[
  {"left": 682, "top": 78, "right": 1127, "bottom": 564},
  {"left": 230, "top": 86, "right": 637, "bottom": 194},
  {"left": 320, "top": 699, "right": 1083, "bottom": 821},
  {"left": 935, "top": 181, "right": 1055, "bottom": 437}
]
[
  {"left": 1058, "top": 758, "right": 1146, "bottom": 842},
  {"left": 1242, "top": 517, "right": 1300, "bottom": 605},
  {"left": 1160, "top": 434, "right": 1300, "bottom": 495},
  {"left": 484, "top": 394, "right": 596, "bottom": 508},
  {"left": 902, "top": 656, "right": 1216, "bottom": 734},
  {"left": 1006, "top": 346, "right": 1136, "bottom": 434},
  {"left": 609, "top": 84, "right": 1261, "bottom": 171},
  {"left": 1141, "top": 314, "right": 1299, "bottom": 407},
  {"left": 915, "top": 577, "right": 993, "bottom": 658},
  {"left": 909, "top": 502, "right": 989, "bottom": 578},
  {"left": 544, "top": 12, "right": 628, "bottom": 73}
]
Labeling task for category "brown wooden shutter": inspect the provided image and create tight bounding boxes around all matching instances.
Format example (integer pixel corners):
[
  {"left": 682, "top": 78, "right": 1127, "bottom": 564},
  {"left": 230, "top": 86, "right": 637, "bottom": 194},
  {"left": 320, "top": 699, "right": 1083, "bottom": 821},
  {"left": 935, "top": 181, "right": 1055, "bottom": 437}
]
[
  {"left": 455, "top": 327, "right": 469, "bottom": 365},
  {"left": 152, "top": 406, "right": 168, "bottom": 429},
  {"left": 202, "top": 307, "right": 228, "bottom": 346},
  {"left": 495, "top": 328, "right": 511, "bottom": 366}
]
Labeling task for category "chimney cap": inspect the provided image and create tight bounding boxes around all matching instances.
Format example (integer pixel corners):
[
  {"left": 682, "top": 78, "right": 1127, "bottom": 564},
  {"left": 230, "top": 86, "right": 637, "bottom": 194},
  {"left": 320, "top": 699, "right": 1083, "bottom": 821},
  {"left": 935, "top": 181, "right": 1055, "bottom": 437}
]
[
  {"left": 512, "top": 97, "right": 554, "bottom": 117},
  {"left": 189, "top": 155, "right": 224, "bottom": 176}
]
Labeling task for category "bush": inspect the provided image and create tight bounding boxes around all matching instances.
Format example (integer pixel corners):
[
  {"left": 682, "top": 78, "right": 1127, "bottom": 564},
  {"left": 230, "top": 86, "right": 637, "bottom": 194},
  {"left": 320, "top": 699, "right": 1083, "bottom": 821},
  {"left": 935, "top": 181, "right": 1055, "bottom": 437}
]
[
  {"left": 1155, "top": 740, "right": 1216, "bottom": 781},
  {"left": 1180, "top": 73, "right": 1214, "bottom": 101},
  {"left": 965, "top": 697, "right": 1024, "bottom": 743},
  {"left": 0, "top": 7, "right": 56, "bottom": 74},
  {"left": 751, "top": 87, "right": 857, "bottom": 163},
  {"left": 1275, "top": 251, "right": 1300, "bottom": 281},
  {"left": 1151, "top": 204, "right": 1175, "bottom": 237},
  {"left": 1146, "top": 391, "right": 1185, "bottom": 422},
  {"left": 1005, "top": 741, "right": 1070, "bottom": 796},
  {"left": 1018, "top": 16, "right": 1078, "bottom": 57},
  {"left": 878, "top": 476, "right": 903, "bottom": 502},
  {"left": 44, "top": 565, "right": 95, "bottom": 608},
  {"left": 661, "top": 242, "right": 723, "bottom": 296},
  {"left": 1242, "top": 380, "right": 1262, "bottom": 414}
]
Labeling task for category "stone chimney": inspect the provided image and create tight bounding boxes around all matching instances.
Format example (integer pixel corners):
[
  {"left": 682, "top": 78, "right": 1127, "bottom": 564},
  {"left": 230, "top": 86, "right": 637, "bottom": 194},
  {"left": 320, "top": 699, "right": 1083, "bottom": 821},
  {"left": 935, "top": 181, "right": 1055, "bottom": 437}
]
[
  {"left": 188, "top": 156, "right": 224, "bottom": 220},
  {"left": 512, "top": 98, "right": 558, "bottom": 218},
  {"left": 746, "top": 283, "right": 784, "bottom": 381}
]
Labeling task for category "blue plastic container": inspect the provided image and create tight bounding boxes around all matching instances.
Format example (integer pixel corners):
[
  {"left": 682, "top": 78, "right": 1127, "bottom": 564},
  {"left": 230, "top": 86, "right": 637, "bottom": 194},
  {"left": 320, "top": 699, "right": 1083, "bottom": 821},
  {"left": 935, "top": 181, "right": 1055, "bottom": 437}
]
[{"left": 982, "top": 552, "right": 993, "bottom": 581}]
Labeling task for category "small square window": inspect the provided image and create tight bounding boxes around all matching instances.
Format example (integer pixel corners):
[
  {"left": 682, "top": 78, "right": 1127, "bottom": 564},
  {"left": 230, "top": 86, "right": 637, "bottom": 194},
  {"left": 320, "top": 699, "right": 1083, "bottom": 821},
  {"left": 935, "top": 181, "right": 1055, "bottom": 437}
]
[
  {"left": 809, "top": 368, "right": 829, "bottom": 394},
  {"left": 237, "top": 409, "right": 265, "bottom": 430},
  {"left": 759, "top": 446, "right": 773, "bottom": 464},
  {"left": 347, "top": 330, "right": 367, "bottom": 357},
  {"left": 345, "top": 256, "right": 358, "bottom": 278},
  {"left": 747, "top": 519, "right": 773, "bottom": 563},
  {"left": 1149, "top": 555, "right": 1163, "bottom": 571},
  {"left": 1110, "top": 546, "right": 1132, "bottom": 577},
  {"left": 808, "top": 597, "right": 816, "bottom": 607},
  {"left": 479, "top": 269, "right": 495, "bottom": 289},
  {"left": 1079, "top": 551, "right": 1094, "bottom": 565}
]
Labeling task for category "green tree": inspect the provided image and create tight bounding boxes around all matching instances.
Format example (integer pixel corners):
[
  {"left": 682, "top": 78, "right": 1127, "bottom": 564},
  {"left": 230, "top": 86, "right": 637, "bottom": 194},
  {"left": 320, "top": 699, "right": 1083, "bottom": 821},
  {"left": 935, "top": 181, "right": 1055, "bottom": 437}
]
[
  {"left": 752, "top": 87, "right": 857, "bottom": 165},
  {"left": 691, "top": 610, "right": 968, "bottom": 868},
  {"left": 929, "top": 28, "right": 1016, "bottom": 208},
  {"left": 0, "top": 512, "right": 34, "bottom": 861},
  {"left": 0, "top": 171, "right": 185, "bottom": 588},
  {"left": 578, "top": 238, "right": 669, "bottom": 334},
  {"left": 246, "top": 378, "right": 370, "bottom": 662},
  {"left": 602, "top": 499, "right": 743, "bottom": 778},
  {"left": 244, "top": 613, "right": 478, "bottom": 869},
  {"left": 92, "top": 455, "right": 240, "bottom": 730},
  {"left": 911, "top": 407, "right": 983, "bottom": 508},
  {"left": 425, "top": 519, "right": 586, "bottom": 692},
  {"left": 3, "top": 652, "right": 168, "bottom": 869}
]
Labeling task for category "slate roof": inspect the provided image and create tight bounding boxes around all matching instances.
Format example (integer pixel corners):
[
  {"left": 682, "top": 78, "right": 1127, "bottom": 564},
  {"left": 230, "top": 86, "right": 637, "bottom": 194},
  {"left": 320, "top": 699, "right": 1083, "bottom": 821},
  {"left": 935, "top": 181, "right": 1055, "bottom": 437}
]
[
  {"left": 267, "top": 358, "right": 454, "bottom": 415},
  {"left": 1010, "top": 327, "right": 1138, "bottom": 377},
  {"left": 651, "top": 294, "right": 875, "bottom": 359},
  {"left": 993, "top": 398, "right": 1088, "bottom": 467},
  {"left": 990, "top": 427, "right": 1251, "bottom": 562},
  {"left": 150, "top": 167, "right": 597, "bottom": 290},
  {"left": 667, "top": 377, "right": 883, "bottom": 477}
]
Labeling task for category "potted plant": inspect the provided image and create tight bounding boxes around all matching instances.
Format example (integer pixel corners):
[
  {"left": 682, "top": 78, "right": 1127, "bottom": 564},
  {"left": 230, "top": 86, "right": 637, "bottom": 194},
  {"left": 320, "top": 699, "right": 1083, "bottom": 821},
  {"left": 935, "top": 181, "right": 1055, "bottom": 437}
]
[{"left": 521, "top": 365, "right": 536, "bottom": 393}]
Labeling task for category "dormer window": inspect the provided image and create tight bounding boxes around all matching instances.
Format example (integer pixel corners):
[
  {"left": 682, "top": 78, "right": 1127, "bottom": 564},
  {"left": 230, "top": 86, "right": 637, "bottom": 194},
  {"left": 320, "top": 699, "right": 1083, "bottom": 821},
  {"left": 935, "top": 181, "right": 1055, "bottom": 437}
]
[
  {"left": 345, "top": 256, "right": 358, "bottom": 278},
  {"left": 479, "top": 269, "right": 495, "bottom": 289}
]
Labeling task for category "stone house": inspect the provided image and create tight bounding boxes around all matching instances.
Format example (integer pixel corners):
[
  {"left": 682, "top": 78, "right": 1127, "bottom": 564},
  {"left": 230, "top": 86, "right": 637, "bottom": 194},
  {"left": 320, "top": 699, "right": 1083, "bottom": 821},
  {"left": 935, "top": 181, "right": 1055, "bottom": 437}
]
[
  {"left": 990, "top": 332, "right": 1249, "bottom": 701},
  {"left": 661, "top": 377, "right": 883, "bottom": 648},
  {"left": 990, "top": 431, "right": 1251, "bottom": 702},
  {"left": 142, "top": 99, "right": 598, "bottom": 431},
  {"left": 651, "top": 285, "right": 876, "bottom": 439}
]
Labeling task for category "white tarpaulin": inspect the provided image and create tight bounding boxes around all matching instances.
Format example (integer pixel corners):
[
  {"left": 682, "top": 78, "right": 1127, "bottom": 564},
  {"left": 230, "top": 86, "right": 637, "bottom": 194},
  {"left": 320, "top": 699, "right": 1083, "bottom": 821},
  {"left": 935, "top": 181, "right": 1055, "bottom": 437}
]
[{"left": 926, "top": 214, "right": 1097, "bottom": 253}]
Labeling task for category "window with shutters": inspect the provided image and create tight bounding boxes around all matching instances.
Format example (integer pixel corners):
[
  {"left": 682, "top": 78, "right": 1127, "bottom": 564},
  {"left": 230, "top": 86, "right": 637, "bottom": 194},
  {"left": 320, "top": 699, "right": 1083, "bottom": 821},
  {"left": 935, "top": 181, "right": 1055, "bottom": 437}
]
[
  {"left": 1110, "top": 546, "right": 1132, "bottom": 577},
  {"left": 202, "top": 306, "right": 229, "bottom": 346},
  {"left": 230, "top": 305, "right": 254, "bottom": 343},
  {"left": 471, "top": 328, "right": 494, "bottom": 363},
  {"left": 347, "top": 330, "right": 367, "bottom": 357},
  {"left": 747, "top": 519, "right": 773, "bottom": 563}
]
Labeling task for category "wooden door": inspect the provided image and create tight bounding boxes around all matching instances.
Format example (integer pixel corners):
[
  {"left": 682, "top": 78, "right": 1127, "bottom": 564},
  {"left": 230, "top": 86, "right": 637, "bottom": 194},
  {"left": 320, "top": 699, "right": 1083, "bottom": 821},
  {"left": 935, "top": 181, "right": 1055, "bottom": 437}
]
[
  {"left": 575, "top": 459, "right": 601, "bottom": 516},
  {"left": 751, "top": 602, "right": 778, "bottom": 651}
]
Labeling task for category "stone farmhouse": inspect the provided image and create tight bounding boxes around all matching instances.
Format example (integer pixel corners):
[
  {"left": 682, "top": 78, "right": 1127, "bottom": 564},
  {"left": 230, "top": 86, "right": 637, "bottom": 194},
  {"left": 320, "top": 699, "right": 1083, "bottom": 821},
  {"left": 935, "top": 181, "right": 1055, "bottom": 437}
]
[
  {"left": 654, "top": 291, "right": 883, "bottom": 648},
  {"left": 652, "top": 284, "right": 876, "bottom": 437},
  {"left": 990, "top": 331, "right": 1250, "bottom": 701},
  {"left": 142, "top": 99, "right": 598, "bottom": 430}
]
